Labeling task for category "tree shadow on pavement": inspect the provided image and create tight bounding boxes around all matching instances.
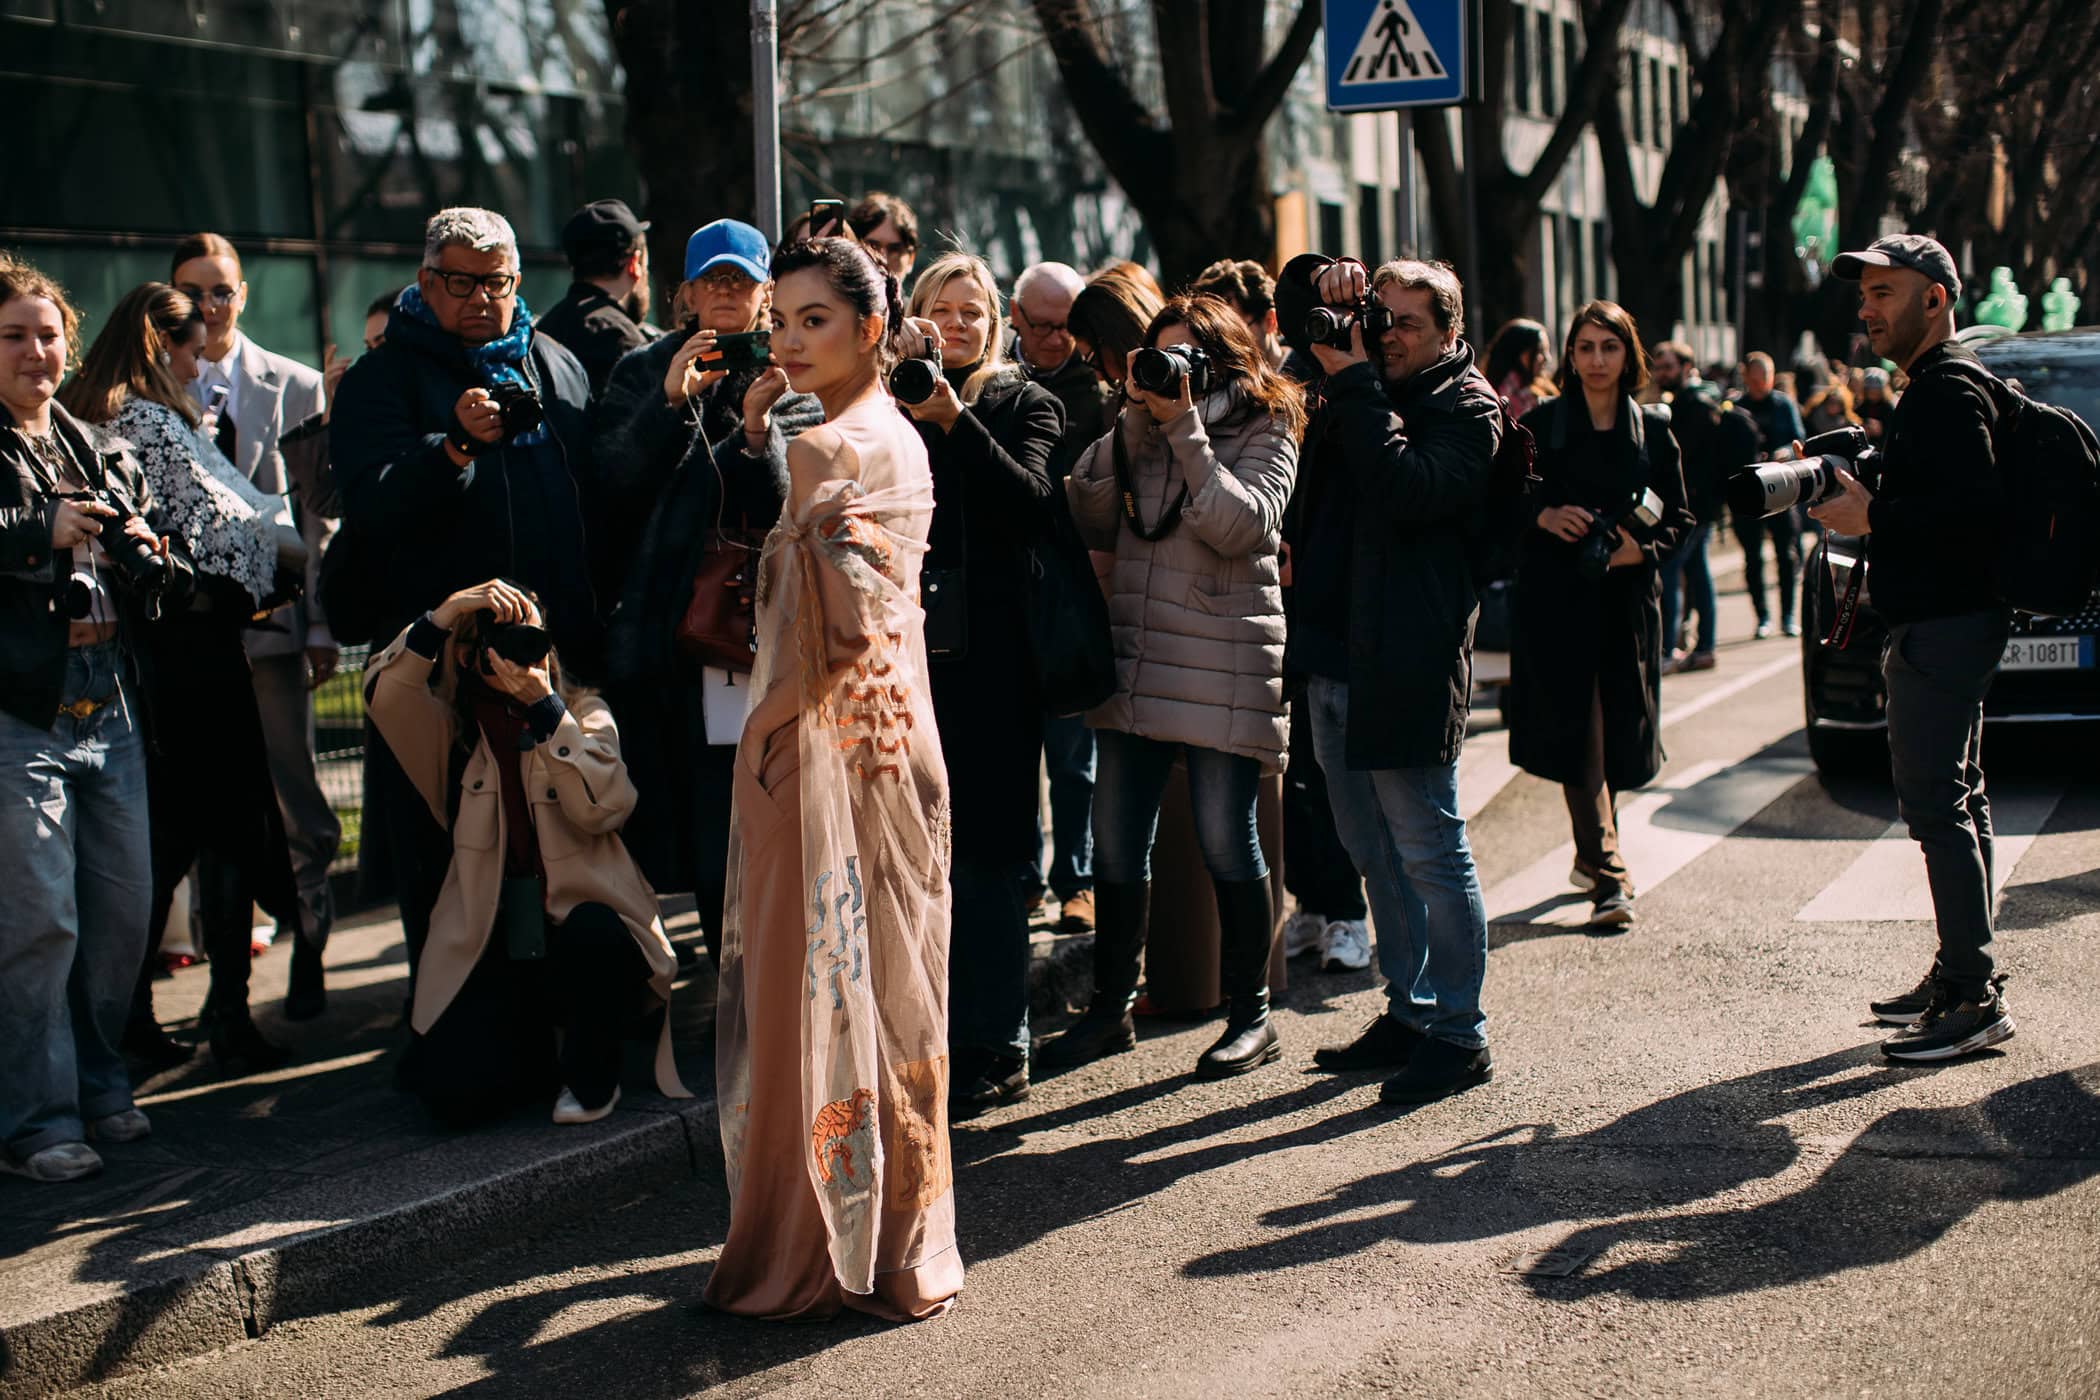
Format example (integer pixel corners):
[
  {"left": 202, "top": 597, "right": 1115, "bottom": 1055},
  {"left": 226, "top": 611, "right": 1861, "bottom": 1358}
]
[{"left": 1179, "top": 1047, "right": 2100, "bottom": 1301}]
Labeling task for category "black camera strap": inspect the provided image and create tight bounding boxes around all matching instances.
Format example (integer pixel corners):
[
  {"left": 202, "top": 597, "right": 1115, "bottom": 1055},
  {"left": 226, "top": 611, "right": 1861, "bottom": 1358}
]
[
  {"left": 1112, "top": 416, "right": 1187, "bottom": 542},
  {"left": 1822, "top": 534, "right": 1869, "bottom": 649}
]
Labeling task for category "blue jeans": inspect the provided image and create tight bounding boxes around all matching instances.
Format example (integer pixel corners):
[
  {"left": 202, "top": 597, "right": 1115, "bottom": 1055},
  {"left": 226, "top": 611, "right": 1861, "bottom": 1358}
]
[
  {"left": 1306, "top": 677, "right": 1488, "bottom": 1048},
  {"left": 1091, "top": 729, "right": 1267, "bottom": 885},
  {"left": 947, "top": 858, "right": 1035, "bottom": 1060},
  {"left": 1660, "top": 521, "right": 1717, "bottom": 654},
  {"left": 0, "top": 642, "right": 152, "bottom": 1160},
  {"left": 1035, "top": 713, "right": 1095, "bottom": 900}
]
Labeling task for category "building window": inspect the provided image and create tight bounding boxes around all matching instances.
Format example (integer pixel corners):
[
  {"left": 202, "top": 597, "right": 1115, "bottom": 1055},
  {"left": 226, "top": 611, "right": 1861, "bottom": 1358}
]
[
  {"left": 1628, "top": 51, "right": 1645, "bottom": 144},
  {"left": 1564, "top": 19, "right": 1579, "bottom": 105},
  {"left": 1666, "top": 62, "right": 1681, "bottom": 135},
  {"left": 1593, "top": 218, "right": 1612, "bottom": 302},
  {"left": 1319, "top": 200, "right": 1345, "bottom": 258},
  {"left": 1513, "top": 4, "right": 1533, "bottom": 115},
  {"left": 1650, "top": 56, "right": 1666, "bottom": 146}
]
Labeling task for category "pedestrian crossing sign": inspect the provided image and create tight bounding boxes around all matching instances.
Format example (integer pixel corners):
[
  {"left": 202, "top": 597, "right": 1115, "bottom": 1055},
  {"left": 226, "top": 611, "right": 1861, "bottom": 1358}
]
[{"left": 1324, "top": 0, "right": 1469, "bottom": 111}]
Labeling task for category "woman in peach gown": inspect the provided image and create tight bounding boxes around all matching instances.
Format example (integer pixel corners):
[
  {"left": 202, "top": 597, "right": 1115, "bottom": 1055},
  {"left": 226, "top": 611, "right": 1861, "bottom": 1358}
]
[{"left": 703, "top": 237, "right": 962, "bottom": 1321}]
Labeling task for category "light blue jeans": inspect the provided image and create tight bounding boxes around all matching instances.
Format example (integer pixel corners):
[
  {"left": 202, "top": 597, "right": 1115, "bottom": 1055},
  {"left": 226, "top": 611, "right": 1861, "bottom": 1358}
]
[
  {"left": 0, "top": 642, "right": 152, "bottom": 1161},
  {"left": 1306, "top": 677, "right": 1488, "bottom": 1048}
]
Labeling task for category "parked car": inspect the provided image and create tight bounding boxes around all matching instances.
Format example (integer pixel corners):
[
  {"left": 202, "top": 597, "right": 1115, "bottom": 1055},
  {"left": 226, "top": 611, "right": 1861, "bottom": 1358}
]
[{"left": 1800, "top": 326, "right": 2100, "bottom": 777}]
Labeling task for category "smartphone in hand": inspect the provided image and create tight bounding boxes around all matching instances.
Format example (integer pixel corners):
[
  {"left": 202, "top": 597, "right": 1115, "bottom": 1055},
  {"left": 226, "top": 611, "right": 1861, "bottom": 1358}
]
[
  {"left": 700, "top": 331, "right": 773, "bottom": 373},
  {"left": 809, "top": 199, "right": 846, "bottom": 239}
]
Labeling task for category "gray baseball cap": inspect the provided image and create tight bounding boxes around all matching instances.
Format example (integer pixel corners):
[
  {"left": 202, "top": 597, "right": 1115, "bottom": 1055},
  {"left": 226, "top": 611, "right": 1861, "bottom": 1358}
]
[{"left": 1831, "top": 234, "right": 1962, "bottom": 298}]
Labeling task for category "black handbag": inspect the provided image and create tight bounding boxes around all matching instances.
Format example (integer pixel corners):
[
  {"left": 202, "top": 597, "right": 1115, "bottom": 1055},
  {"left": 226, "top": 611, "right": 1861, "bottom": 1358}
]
[{"left": 1024, "top": 492, "right": 1116, "bottom": 716}]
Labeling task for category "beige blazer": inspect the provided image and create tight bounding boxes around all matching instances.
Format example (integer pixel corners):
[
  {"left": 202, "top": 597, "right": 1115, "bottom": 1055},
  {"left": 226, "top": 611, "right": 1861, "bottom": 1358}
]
[{"left": 364, "top": 624, "right": 689, "bottom": 1098}]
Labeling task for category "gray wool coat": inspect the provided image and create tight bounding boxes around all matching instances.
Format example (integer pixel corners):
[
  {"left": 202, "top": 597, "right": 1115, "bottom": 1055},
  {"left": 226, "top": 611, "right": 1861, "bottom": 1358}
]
[{"left": 1065, "top": 381, "right": 1299, "bottom": 772}]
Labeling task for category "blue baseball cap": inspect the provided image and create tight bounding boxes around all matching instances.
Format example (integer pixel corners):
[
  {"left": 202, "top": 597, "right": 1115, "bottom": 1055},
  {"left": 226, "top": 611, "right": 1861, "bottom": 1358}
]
[{"left": 684, "top": 220, "right": 770, "bottom": 283}]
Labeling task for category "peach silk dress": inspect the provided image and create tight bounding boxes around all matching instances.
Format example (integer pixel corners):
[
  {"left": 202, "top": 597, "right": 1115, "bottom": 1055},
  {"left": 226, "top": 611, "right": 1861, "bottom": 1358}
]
[{"left": 704, "top": 385, "right": 964, "bottom": 1321}]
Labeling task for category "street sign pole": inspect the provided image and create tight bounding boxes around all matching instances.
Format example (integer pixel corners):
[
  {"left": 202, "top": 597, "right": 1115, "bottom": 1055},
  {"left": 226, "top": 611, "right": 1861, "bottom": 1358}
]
[
  {"left": 1325, "top": 0, "right": 1470, "bottom": 270},
  {"left": 751, "top": 0, "right": 782, "bottom": 244},
  {"left": 1397, "top": 109, "right": 1417, "bottom": 255}
]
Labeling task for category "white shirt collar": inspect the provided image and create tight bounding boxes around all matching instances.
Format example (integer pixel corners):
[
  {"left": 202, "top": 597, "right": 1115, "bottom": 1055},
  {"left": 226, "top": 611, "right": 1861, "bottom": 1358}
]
[{"left": 201, "top": 331, "right": 247, "bottom": 379}]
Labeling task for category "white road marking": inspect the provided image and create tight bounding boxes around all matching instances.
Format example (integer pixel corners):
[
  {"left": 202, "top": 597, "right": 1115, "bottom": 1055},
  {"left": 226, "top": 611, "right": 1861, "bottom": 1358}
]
[{"left": 1792, "top": 787, "right": 2065, "bottom": 923}]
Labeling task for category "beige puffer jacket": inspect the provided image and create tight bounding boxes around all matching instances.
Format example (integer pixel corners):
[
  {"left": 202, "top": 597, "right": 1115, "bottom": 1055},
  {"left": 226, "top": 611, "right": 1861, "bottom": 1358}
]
[{"left": 1066, "top": 381, "right": 1299, "bottom": 771}]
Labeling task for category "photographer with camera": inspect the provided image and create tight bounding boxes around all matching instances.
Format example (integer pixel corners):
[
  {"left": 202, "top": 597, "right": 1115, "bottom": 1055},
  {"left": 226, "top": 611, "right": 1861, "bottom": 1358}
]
[
  {"left": 1279, "top": 256, "right": 1502, "bottom": 1103},
  {"left": 2, "top": 258, "right": 194, "bottom": 1181},
  {"left": 892, "top": 251, "right": 1063, "bottom": 1114},
  {"left": 1508, "top": 302, "right": 1693, "bottom": 931},
  {"left": 364, "top": 579, "right": 688, "bottom": 1126},
  {"left": 332, "top": 207, "right": 599, "bottom": 986},
  {"left": 593, "top": 221, "right": 821, "bottom": 963},
  {"left": 1042, "top": 295, "right": 1302, "bottom": 1082},
  {"left": 1807, "top": 235, "right": 2016, "bottom": 1061},
  {"left": 61, "top": 283, "right": 306, "bottom": 1075}
]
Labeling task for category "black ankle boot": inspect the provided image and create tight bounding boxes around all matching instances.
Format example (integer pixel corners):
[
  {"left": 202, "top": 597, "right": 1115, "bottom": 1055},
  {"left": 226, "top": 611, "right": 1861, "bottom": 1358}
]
[
  {"left": 1036, "top": 879, "right": 1149, "bottom": 1071},
  {"left": 209, "top": 1009, "right": 290, "bottom": 1075},
  {"left": 285, "top": 936, "right": 327, "bottom": 1021},
  {"left": 1196, "top": 877, "right": 1282, "bottom": 1079}
]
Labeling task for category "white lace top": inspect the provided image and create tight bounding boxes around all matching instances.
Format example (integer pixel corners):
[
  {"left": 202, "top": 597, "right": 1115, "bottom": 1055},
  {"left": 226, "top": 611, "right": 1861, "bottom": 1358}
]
[{"left": 107, "top": 396, "right": 283, "bottom": 604}]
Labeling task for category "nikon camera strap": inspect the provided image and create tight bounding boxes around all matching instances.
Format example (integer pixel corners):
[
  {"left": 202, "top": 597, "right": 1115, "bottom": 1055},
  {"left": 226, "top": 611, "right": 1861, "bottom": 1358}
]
[{"left": 1112, "top": 416, "right": 1188, "bottom": 543}]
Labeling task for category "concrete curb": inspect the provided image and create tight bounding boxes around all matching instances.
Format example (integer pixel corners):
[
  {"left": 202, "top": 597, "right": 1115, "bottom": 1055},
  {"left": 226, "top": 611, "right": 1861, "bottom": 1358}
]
[{"left": 2, "top": 1101, "right": 717, "bottom": 1400}]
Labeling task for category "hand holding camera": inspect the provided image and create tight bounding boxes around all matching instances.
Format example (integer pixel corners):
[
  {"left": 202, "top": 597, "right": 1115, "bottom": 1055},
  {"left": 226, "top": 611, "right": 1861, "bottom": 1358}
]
[
  {"left": 450, "top": 387, "right": 506, "bottom": 460},
  {"left": 432, "top": 578, "right": 534, "bottom": 631},
  {"left": 51, "top": 496, "right": 114, "bottom": 548},
  {"left": 1128, "top": 344, "right": 1206, "bottom": 423},
  {"left": 481, "top": 647, "right": 553, "bottom": 705},
  {"left": 1306, "top": 260, "right": 1394, "bottom": 374},
  {"left": 890, "top": 320, "right": 945, "bottom": 408}
]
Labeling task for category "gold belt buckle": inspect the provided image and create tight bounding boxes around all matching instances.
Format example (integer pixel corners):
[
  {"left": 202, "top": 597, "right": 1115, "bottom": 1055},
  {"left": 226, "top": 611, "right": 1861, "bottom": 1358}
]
[{"left": 60, "top": 696, "right": 105, "bottom": 720}]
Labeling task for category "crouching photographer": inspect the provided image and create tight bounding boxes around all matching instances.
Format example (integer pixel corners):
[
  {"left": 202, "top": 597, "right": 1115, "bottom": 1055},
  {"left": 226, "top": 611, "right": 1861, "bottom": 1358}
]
[
  {"left": 2, "top": 257, "right": 195, "bottom": 1182},
  {"left": 1279, "top": 254, "right": 1503, "bottom": 1106},
  {"left": 366, "top": 580, "right": 689, "bottom": 1127},
  {"left": 1807, "top": 235, "right": 2016, "bottom": 1062}
]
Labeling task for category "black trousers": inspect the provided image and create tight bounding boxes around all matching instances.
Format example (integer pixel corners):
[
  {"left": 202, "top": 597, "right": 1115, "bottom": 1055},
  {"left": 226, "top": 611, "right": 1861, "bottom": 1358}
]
[
  {"left": 1882, "top": 609, "right": 2012, "bottom": 1000},
  {"left": 1282, "top": 700, "right": 1367, "bottom": 921},
  {"left": 405, "top": 900, "right": 652, "bottom": 1126},
  {"left": 364, "top": 721, "right": 453, "bottom": 987},
  {"left": 1732, "top": 507, "right": 1802, "bottom": 626}
]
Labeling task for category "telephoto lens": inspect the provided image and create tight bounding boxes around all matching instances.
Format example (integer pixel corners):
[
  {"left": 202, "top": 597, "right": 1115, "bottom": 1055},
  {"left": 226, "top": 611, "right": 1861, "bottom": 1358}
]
[
  {"left": 889, "top": 335, "right": 941, "bottom": 405},
  {"left": 1725, "top": 425, "right": 1870, "bottom": 520},
  {"left": 1129, "top": 344, "right": 1212, "bottom": 397}
]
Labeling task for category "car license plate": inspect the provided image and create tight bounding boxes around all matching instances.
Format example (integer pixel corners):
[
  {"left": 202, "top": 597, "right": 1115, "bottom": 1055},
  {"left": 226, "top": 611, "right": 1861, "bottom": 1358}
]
[{"left": 2001, "top": 635, "right": 2095, "bottom": 671}]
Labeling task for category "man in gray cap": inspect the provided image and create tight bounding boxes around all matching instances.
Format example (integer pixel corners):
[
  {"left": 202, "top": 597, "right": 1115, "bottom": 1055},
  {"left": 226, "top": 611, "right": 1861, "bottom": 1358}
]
[
  {"left": 1810, "top": 232, "right": 2017, "bottom": 1062},
  {"left": 539, "top": 198, "right": 657, "bottom": 394}
]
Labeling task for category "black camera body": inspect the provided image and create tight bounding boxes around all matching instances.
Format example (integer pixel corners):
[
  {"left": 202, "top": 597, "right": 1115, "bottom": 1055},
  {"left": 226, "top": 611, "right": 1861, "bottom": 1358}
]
[
  {"left": 1305, "top": 298, "right": 1395, "bottom": 352},
  {"left": 889, "top": 334, "right": 942, "bottom": 405},
  {"left": 472, "top": 608, "right": 551, "bottom": 676},
  {"left": 1726, "top": 425, "right": 1879, "bottom": 521},
  {"left": 1574, "top": 487, "right": 1665, "bottom": 580},
  {"left": 1129, "top": 344, "right": 1213, "bottom": 399},
  {"left": 58, "top": 487, "right": 175, "bottom": 613},
  {"left": 489, "top": 380, "right": 545, "bottom": 440}
]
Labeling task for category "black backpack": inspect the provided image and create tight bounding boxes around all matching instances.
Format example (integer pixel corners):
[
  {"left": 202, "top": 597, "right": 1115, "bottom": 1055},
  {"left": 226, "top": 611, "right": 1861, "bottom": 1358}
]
[
  {"left": 1945, "top": 360, "right": 2100, "bottom": 617},
  {"left": 1468, "top": 394, "right": 1540, "bottom": 585}
]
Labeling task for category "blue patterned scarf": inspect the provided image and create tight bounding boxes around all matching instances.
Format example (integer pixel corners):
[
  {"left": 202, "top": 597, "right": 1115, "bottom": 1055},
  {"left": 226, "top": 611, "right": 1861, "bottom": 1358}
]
[{"left": 394, "top": 283, "right": 545, "bottom": 442}]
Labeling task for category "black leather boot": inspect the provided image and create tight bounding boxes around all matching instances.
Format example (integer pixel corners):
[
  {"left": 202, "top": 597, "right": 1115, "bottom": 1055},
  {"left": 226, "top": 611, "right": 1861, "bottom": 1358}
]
[
  {"left": 1036, "top": 879, "right": 1149, "bottom": 1071},
  {"left": 1196, "top": 877, "right": 1282, "bottom": 1079},
  {"left": 285, "top": 935, "right": 327, "bottom": 1021}
]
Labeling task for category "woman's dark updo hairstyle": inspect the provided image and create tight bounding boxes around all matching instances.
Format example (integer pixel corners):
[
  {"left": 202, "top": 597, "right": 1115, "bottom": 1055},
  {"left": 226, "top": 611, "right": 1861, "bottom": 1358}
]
[{"left": 770, "top": 236, "right": 904, "bottom": 370}]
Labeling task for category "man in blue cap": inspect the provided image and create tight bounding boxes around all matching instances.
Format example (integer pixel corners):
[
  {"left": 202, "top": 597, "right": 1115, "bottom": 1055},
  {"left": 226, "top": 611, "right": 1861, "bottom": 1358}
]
[
  {"left": 538, "top": 198, "right": 658, "bottom": 395},
  {"left": 589, "top": 219, "right": 824, "bottom": 964}
]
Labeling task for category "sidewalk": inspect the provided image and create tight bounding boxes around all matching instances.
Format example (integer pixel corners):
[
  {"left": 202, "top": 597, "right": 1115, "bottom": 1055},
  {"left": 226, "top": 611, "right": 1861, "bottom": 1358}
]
[{"left": 0, "top": 899, "right": 1091, "bottom": 1398}]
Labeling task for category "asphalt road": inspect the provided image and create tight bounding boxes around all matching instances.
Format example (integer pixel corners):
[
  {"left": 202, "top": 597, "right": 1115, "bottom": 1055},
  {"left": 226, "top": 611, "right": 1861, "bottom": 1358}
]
[{"left": 79, "top": 611, "right": 2100, "bottom": 1399}]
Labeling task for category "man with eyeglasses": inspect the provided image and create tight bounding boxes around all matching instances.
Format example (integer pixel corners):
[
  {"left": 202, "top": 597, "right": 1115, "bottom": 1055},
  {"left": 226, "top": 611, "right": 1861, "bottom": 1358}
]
[
  {"left": 331, "top": 207, "right": 601, "bottom": 982},
  {"left": 846, "top": 191, "right": 919, "bottom": 283},
  {"left": 170, "top": 231, "right": 341, "bottom": 1016},
  {"left": 1008, "top": 261, "right": 1116, "bottom": 935}
]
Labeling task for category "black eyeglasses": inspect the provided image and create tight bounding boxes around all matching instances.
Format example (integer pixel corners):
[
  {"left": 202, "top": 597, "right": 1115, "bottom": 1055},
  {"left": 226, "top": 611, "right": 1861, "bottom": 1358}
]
[
  {"left": 426, "top": 268, "right": 518, "bottom": 300},
  {"left": 177, "top": 284, "right": 239, "bottom": 309}
]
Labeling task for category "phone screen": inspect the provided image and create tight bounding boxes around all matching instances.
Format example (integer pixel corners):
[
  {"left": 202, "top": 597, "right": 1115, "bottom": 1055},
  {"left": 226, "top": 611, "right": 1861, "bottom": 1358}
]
[
  {"left": 809, "top": 200, "right": 846, "bottom": 239},
  {"left": 700, "top": 330, "right": 772, "bottom": 372}
]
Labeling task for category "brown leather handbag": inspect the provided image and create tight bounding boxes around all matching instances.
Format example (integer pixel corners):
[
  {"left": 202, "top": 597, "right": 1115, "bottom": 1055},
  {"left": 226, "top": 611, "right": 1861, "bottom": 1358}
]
[{"left": 675, "top": 524, "right": 765, "bottom": 672}]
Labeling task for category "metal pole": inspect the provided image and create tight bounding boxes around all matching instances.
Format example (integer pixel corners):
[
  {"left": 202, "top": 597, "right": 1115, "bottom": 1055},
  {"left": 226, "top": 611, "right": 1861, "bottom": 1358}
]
[
  {"left": 1461, "top": 104, "right": 1481, "bottom": 331},
  {"left": 1397, "top": 109, "right": 1417, "bottom": 257},
  {"left": 752, "top": 0, "right": 783, "bottom": 243}
]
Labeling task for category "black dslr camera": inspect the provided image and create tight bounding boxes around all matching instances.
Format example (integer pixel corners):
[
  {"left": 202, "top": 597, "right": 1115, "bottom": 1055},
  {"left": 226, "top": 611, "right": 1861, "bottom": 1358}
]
[
  {"left": 1129, "top": 344, "right": 1213, "bottom": 398},
  {"left": 1725, "top": 425, "right": 1878, "bottom": 521},
  {"left": 889, "top": 333, "right": 942, "bottom": 405},
  {"left": 489, "top": 379, "right": 545, "bottom": 440},
  {"left": 58, "top": 487, "right": 176, "bottom": 614},
  {"left": 472, "top": 608, "right": 551, "bottom": 676},
  {"left": 1574, "top": 487, "right": 1665, "bottom": 581},
  {"left": 1304, "top": 297, "right": 1395, "bottom": 352}
]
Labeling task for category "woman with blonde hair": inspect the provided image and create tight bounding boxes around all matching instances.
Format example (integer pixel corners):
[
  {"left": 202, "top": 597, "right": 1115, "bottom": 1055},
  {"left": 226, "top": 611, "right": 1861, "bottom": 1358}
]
[
  {"left": 364, "top": 579, "right": 688, "bottom": 1126},
  {"left": 60, "top": 283, "right": 307, "bottom": 1073},
  {"left": 896, "top": 250, "right": 1063, "bottom": 1115}
]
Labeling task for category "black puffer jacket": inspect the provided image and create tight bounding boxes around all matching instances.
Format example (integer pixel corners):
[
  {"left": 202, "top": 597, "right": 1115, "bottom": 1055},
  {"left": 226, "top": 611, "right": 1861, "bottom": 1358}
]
[
  {"left": 0, "top": 400, "right": 195, "bottom": 730},
  {"left": 330, "top": 309, "right": 601, "bottom": 678}
]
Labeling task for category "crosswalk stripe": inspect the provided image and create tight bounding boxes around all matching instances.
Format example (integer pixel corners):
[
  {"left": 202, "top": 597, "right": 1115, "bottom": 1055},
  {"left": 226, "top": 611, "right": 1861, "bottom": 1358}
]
[
  {"left": 1484, "top": 752, "right": 1817, "bottom": 927},
  {"left": 1792, "top": 787, "right": 2065, "bottom": 923}
]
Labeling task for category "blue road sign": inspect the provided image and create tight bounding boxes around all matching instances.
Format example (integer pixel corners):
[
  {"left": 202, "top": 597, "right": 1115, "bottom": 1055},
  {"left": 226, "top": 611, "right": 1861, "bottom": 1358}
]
[{"left": 1324, "top": 0, "right": 1468, "bottom": 111}]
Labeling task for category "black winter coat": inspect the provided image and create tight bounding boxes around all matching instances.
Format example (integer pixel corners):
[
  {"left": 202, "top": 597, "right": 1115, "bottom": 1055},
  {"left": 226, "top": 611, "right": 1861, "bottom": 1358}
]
[
  {"left": 1507, "top": 395, "right": 1694, "bottom": 791},
  {"left": 916, "top": 368, "right": 1063, "bottom": 866},
  {"left": 0, "top": 401, "right": 196, "bottom": 731},
  {"left": 535, "top": 281, "right": 653, "bottom": 397},
  {"left": 1284, "top": 345, "right": 1502, "bottom": 771},
  {"left": 331, "top": 311, "right": 601, "bottom": 677}
]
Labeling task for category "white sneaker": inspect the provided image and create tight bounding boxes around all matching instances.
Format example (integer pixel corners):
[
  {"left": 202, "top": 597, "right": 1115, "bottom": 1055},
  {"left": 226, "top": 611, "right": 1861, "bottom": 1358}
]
[
  {"left": 2, "top": 1141, "right": 104, "bottom": 1182},
  {"left": 552, "top": 1085, "right": 619, "bottom": 1125},
  {"left": 90, "top": 1108, "right": 152, "bottom": 1144},
  {"left": 1282, "top": 910, "right": 1327, "bottom": 959},
  {"left": 1320, "top": 919, "right": 1373, "bottom": 972}
]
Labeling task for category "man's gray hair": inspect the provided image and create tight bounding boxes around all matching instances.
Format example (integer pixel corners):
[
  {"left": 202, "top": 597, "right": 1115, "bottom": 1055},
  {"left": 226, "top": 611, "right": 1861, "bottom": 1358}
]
[
  {"left": 1371, "top": 258, "right": 1465, "bottom": 341},
  {"left": 1014, "top": 261, "right": 1085, "bottom": 303},
  {"left": 423, "top": 207, "right": 519, "bottom": 269}
]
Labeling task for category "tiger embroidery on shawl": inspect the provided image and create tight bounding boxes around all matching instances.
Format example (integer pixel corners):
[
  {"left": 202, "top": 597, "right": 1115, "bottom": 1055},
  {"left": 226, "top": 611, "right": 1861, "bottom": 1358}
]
[{"left": 811, "top": 1086, "right": 877, "bottom": 1187}]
